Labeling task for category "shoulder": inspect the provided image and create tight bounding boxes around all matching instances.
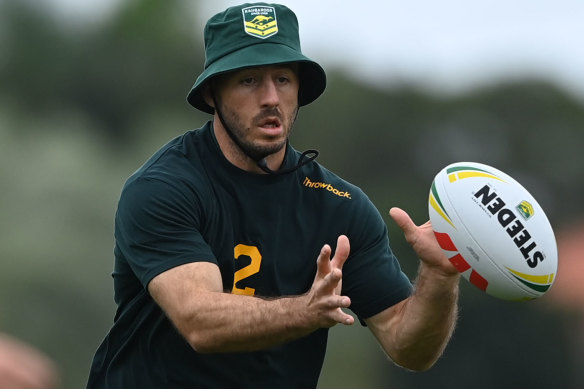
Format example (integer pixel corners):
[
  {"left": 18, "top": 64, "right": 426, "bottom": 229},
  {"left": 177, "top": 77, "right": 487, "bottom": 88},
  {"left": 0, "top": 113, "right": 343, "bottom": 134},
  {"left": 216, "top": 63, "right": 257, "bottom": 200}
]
[
  {"left": 297, "top": 159, "right": 386, "bottom": 246},
  {"left": 118, "top": 126, "right": 214, "bottom": 219},
  {"left": 302, "top": 158, "right": 389, "bottom": 232},
  {"left": 125, "top": 126, "right": 213, "bottom": 192},
  {"left": 299, "top": 161, "right": 376, "bottom": 220},
  {"left": 130, "top": 130, "right": 204, "bottom": 182},
  {"left": 298, "top": 160, "right": 367, "bottom": 202}
]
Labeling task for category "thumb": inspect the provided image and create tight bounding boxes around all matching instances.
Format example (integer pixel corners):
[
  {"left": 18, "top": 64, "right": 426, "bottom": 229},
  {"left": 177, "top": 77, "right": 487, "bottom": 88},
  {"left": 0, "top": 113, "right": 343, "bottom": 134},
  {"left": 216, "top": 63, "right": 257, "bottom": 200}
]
[{"left": 389, "top": 207, "right": 416, "bottom": 235}]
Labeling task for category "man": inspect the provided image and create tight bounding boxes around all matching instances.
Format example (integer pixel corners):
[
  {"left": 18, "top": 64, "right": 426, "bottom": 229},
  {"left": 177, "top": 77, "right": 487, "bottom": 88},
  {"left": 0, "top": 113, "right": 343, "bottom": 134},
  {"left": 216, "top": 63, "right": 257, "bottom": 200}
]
[{"left": 87, "top": 3, "right": 460, "bottom": 388}]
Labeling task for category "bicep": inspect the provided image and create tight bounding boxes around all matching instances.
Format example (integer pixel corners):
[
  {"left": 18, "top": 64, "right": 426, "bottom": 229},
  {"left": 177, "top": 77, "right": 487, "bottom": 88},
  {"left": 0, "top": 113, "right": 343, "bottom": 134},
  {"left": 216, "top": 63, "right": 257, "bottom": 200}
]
[
  {"left": 117, "top": 178, "right": 217, "bottom": 288},
  {"left": 148, "top": 261, "right": 223, "bottom": 327}
]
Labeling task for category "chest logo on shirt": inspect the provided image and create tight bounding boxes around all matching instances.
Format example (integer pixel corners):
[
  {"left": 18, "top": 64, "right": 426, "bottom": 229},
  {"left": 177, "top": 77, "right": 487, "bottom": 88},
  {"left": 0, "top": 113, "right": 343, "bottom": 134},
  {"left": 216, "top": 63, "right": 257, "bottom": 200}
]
[{"left": 303, "top": 177, "right": 352, "bottom": 199}]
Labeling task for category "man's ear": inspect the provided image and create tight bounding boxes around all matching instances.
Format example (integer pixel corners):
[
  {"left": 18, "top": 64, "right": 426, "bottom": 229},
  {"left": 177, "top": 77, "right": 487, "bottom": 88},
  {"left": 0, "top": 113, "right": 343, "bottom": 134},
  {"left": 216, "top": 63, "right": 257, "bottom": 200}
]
[{"left": 202, "top": 82, "right": 215, "bottom": 109}]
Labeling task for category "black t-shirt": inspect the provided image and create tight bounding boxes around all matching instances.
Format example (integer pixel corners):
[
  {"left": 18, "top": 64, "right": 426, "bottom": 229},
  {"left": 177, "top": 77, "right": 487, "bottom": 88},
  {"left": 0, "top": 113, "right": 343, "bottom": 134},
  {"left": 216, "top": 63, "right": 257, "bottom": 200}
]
[{"left": 87, "top": 122, "right": 412, "bottom": 388}]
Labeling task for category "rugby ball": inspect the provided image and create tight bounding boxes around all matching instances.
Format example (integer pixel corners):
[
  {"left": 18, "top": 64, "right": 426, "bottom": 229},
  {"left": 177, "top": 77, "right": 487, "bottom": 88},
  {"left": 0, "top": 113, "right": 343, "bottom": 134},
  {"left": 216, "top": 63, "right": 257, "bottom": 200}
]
[{"left": 428, "top": 162, "right": 557, "bottom": 301}]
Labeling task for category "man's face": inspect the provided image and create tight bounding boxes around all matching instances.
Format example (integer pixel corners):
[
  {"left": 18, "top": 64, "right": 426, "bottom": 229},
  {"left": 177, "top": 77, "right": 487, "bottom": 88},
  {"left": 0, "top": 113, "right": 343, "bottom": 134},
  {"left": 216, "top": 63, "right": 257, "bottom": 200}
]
[{"left": 211, "top": 64, "right": 300, "bottom": 161}]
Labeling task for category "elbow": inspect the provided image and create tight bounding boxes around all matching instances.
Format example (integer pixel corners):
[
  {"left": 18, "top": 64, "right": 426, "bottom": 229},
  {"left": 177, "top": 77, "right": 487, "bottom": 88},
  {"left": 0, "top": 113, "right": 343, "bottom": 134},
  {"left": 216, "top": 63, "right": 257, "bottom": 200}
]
[
  {"left": 181, "top": 321, "right": 243, "bottom": 354},
  {"left": 172, "top": 317, "right": 221, "bottom": 354},
  {"left": 388, "top": 344, "right": 444, "bottom": 372},
  {"left": 185, "top": 334, "right": 217, "bottom": 354},
  {"left": 394, "top": 356, "right": 438, "bottom": 372},
  {"left": 183, "top": 328, "right": 223, "bottom": 354},
  {"left": 169, "top": 309, "right": 226, "bottom": 353}
]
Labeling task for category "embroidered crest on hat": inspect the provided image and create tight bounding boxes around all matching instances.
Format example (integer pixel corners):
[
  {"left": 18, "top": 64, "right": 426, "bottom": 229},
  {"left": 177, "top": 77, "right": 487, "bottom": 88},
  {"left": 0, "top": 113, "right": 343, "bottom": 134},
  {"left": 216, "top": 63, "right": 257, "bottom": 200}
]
[{"left": 242, "top": 6, "right": 278, "bottom": 39}]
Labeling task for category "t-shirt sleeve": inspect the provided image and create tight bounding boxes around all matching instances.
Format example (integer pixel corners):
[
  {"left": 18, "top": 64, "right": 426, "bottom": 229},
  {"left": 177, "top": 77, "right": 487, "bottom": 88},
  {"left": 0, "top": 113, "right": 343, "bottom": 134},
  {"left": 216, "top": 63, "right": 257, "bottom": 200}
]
[
  {"left": 114, "top": 176, "right": 217, "bottom": 288},
  {"left": 342, "top": 195, "right": 413, "bottom": 322}
]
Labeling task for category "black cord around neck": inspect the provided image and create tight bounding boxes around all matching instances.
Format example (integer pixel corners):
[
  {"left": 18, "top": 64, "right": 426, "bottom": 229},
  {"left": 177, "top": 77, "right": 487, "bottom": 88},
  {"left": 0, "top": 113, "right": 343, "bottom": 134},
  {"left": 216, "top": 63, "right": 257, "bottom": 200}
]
[{"left": 256, "top": 149, "right": 319, "bottom": 175}]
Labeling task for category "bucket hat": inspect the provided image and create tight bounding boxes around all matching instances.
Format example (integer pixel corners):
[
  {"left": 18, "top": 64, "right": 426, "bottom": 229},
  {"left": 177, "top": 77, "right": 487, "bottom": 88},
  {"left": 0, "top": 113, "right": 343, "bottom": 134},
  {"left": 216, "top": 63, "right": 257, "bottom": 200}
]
[{"left": 186, "top": 3, "right": 326, "bottom": 114}]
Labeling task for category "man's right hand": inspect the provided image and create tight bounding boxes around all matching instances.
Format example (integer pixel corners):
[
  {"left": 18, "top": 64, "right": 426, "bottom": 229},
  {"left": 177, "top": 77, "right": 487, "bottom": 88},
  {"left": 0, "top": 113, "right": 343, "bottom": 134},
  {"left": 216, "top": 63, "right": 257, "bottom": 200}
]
[{"left": 304, "top": 235, "right": 354, "bottom": 327}]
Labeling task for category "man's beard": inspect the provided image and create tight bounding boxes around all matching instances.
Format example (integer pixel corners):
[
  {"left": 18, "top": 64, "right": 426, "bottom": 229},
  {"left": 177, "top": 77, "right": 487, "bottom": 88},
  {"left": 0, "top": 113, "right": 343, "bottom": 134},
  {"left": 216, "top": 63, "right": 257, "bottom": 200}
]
[{"left": 214, "top": 98, "right": 298, "bottom": 162}]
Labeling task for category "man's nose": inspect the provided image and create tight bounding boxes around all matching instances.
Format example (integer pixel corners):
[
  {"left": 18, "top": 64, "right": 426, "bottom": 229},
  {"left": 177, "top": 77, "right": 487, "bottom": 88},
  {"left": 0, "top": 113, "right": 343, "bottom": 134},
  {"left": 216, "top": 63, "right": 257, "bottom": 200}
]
[{"left": 259, "top": 78, "right": 280, "bottom": 107}]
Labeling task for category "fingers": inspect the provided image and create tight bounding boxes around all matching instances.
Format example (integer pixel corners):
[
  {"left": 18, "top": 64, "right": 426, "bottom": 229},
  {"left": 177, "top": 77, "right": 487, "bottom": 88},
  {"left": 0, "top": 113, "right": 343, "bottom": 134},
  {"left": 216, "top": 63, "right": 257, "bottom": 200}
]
[
  {"left": 315, "top": 244, "right": 342, "bottom": 297},
  {"left": 389, "top": 207, "right": 416, "bottom": 235},
  {"left": 316, "top": 243, "right": 332, "bottom": 279},
  {"left": 321, "top": 267, "right": 343, "bottom": 295},
  {"left": 316, "top": 293, "right": 353, "bottom": 326},
  {"left": 334, "top": 307, "right": 355, "bottom": 326},
  {"left": 331, "top": 235, "right": 350, "bottom": 270},
  {"left": 316, "top": 235, "right": 350, "bottom": 278},
  {"left": 311, "top": 236, "right": 354, "bottom": 326},
  {"left": 389, "top": 207, "right": 459, "bottom": 276}
]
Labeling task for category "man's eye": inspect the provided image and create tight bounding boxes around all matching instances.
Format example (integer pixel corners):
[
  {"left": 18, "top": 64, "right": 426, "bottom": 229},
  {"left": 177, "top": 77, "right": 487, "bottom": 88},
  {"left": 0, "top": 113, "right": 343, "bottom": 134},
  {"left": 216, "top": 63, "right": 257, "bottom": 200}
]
[{"left": 241, "top": 77, "right": 255, "bottom": 85}]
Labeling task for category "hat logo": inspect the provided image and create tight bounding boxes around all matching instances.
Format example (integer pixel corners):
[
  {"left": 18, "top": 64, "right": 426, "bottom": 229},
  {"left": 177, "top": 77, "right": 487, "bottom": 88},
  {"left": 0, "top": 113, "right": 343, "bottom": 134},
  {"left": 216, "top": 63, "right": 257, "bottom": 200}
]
[{"left": 242, "top": 6, "right": 278, "bottom": 39}]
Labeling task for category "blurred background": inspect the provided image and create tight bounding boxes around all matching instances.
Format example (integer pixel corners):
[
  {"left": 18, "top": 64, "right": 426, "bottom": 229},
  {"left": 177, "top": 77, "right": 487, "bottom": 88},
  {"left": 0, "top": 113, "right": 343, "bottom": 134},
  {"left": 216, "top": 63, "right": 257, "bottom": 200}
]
[{"left": 1, "top": 0, "right": 582, "bottom": 388}]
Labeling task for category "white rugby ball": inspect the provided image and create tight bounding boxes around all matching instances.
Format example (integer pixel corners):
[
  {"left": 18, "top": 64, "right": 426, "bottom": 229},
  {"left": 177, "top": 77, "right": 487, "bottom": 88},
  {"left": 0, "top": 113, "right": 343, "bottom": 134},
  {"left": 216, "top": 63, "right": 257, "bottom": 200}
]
[{"left": 428, "top": 162, "right": 557, "bottom": 301}]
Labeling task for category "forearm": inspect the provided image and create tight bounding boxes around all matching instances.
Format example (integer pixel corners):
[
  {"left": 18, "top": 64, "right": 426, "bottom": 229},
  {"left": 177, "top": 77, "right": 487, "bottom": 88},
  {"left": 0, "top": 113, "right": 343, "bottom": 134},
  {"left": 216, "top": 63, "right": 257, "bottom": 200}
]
[
  {"left": 176, "top": 291, "right": 316, "bottom": 353},
  {"left": 391, "top": 264, "right": 460, "bottom": 369},
  {"left": 150, "top": 241, "right": 353, "bottom": 354},
  {"left": 368, "top": 263, "right": 459, "bottom": 371}
]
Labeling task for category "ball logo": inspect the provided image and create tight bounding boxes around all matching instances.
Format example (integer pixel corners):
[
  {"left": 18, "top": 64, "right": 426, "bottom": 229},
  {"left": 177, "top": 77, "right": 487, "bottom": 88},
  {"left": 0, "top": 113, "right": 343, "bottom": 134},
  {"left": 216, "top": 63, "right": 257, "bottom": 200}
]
[{"left": 516, "top": 200, "right": 534, "bottom": 220}]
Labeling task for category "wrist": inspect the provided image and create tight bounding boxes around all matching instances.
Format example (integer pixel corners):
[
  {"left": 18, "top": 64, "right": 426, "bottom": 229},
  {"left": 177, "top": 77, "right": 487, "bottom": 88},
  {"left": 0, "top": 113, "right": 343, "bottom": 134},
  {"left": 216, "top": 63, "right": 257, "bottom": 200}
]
[
  {"left": 418, "top": 259, "right": 460, "bottom": 282},
  {"left": 413, "top": 262, "right": 460, "bottom": 299},
  {"left": 278, "top": 294, "right": 317, "bottom": 334}
]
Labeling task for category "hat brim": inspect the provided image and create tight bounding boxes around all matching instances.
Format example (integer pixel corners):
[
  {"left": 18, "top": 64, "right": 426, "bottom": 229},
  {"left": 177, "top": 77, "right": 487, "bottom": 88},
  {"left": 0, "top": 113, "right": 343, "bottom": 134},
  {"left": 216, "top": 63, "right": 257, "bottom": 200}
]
[{"left": 186, "top": 42, "right": 326, "bottom": 114}]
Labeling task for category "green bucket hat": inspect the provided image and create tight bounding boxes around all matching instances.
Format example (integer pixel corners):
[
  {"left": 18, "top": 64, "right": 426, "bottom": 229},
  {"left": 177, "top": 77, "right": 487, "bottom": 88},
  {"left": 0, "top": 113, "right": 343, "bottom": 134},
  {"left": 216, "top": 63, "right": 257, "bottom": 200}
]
[{"left": 186, "top": 3, "right": 326, "bottom": 114}]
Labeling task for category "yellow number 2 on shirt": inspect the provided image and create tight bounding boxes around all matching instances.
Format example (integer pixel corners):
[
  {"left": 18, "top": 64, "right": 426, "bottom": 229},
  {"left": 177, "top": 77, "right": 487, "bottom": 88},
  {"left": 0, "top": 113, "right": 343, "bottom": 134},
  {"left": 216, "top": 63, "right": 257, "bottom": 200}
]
[{"left": 232, "top": 244, "right": 262, "bottom": 296}]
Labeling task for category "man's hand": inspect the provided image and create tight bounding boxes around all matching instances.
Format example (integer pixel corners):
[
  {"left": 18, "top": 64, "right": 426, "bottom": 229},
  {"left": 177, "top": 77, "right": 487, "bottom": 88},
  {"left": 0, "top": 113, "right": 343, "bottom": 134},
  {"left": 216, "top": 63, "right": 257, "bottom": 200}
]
[
  {"left": 305, "top": 235, "right": 354, "bottom": 327},
  {"left": 389, "top": 207, "right": 458, "bottom": 277}
]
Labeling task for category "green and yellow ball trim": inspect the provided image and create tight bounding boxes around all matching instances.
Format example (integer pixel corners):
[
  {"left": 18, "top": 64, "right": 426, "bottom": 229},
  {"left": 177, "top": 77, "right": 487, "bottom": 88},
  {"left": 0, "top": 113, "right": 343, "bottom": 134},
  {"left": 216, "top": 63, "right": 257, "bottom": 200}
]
[
  {"left": 506, "top": 267, "right": 555, "bottom": 294},
  {"left": 429, "top": 165, "right": 505, "bottom": 229}
]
